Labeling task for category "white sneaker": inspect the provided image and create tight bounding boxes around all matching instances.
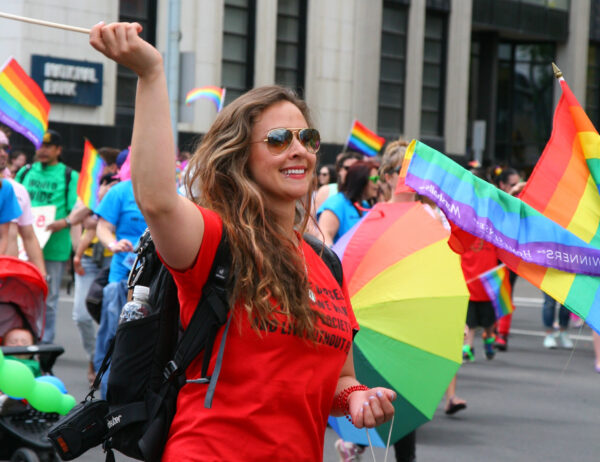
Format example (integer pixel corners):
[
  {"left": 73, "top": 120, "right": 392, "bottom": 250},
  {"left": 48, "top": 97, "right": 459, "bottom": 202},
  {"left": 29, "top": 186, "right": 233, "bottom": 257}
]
[
  {"left": 543, "top": 332, "right": 558, "bottom": 349},
  {"left": 334, "top": 439, "right": 364, "bottom": 462},
  {"left": 558, "top": 331, "right": 573, "bottom": 349}
]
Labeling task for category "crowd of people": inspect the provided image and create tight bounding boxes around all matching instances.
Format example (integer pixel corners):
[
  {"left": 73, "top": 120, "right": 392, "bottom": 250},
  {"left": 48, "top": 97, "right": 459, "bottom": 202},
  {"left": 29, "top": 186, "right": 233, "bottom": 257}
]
[{"left": 1, "top": 19, "right": 600, "bottom": 462}]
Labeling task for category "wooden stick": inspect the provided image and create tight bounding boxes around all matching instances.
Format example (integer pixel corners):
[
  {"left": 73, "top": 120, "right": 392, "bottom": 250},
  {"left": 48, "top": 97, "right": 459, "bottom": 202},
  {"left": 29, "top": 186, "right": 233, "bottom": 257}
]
[{"left": 0, "top": 11, "right": 91, "bottom": 34}]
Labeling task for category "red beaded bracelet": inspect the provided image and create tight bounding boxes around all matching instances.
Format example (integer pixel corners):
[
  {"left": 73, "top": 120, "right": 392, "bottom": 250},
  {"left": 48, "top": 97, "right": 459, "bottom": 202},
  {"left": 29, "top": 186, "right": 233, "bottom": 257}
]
[{"left": 334, "top": 385, "right": 369, "bottom": 422}]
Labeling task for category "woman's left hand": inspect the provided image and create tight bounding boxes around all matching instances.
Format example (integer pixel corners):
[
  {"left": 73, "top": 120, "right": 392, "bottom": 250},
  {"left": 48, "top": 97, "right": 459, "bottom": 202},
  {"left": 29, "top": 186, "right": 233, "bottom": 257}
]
[{"left": 347, "top": 387, "right": 396, "bottom": 428}]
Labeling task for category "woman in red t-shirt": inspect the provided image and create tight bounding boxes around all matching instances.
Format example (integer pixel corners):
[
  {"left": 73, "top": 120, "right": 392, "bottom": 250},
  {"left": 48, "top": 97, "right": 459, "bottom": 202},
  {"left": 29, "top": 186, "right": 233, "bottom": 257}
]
[{"left": 90, "top": 22, "right": 395, "bottom": 461}]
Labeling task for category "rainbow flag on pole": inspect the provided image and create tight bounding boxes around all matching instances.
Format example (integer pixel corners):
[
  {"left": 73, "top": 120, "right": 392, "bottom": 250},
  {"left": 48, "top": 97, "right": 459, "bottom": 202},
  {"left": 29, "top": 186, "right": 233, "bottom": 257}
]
[
  {"left": 477, "top": 264, "right": 515, "bottom": 319},
  {"left": 346, "top": 120, "right": 385, "bottom": 157},
  {"left": 77, "top": 139, "right": 106, "bottom": 210},
  {"left": 0, "top": 57, "right": 50, "bottom": 148},
  {"left": 185, "top": 86, "right": 226, "bottom": 112},
  {"left": 406, "top": 121, "right": 600, "bottom": 332}
]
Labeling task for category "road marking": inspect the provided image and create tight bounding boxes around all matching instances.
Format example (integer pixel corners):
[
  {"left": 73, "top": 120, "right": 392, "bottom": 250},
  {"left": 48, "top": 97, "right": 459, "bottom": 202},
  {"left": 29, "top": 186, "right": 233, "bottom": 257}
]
[
  {"left": 514, "top": 296, "right": 543, "bottom": 307},
  {"left": 510, "top": 328, "right": 593, "bottom": 342}
]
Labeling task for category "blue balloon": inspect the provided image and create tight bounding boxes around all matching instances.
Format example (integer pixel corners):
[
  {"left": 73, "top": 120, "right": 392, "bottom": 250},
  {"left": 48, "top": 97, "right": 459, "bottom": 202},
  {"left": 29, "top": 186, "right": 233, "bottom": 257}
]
[{"left": 35, "top": 375, "right": 68, "bottom": 394}]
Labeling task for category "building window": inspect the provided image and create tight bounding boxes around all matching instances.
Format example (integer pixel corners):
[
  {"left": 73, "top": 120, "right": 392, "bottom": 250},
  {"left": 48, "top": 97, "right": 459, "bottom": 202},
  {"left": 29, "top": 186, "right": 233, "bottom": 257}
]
[
  {"left": 587, "top": 44, "right": 600, "bottom": 129},
  {"left": 496, "top": 43, "right": 554, "bottom": 169},
  {"left": 420, "top": 11, "right": 447, "bottom": 137},
  {"left": 377, "top": 1, "right": 408, "bottom": 138},
  {"left": 116, "top": 0, "right": 157, "bottom": 126},
  {"left": 222, "top": 0, "right": 256, "bottom": 104},
  {"left": 275, "top": 0, "right": 307, "bottom": 94}
]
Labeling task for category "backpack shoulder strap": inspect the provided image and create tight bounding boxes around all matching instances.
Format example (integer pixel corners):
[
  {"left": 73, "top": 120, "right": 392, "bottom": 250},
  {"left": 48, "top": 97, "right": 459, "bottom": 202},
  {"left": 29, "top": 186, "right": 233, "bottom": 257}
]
[
  {"left": 64, "top": 165, "right": 73, "bottom": 210},
  {"left": 165, "top": 226, "right": 231, "bottom": 381},
  {"left": 303, "top": 233, "right": 344, "bottom": 288},
  {"left": 19, "top": 163, "right": 33, "bottom": 182}
]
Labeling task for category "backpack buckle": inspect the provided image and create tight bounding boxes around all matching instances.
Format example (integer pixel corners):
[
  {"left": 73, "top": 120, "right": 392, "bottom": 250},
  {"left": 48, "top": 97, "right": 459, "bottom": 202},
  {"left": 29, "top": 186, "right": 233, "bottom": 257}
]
[{"left": 163, "top": 361, "right": 179, "bottom": 381}]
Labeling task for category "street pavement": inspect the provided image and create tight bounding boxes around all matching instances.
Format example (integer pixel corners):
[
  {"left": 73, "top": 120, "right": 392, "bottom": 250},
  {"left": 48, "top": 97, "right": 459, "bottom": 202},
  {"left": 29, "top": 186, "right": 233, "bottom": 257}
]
[{"left": 29, "top": 277, "right": 600, "bottom": 461}]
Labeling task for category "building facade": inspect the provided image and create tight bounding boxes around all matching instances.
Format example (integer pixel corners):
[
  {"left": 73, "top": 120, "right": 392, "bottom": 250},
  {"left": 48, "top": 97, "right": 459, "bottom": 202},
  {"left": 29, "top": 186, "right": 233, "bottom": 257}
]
[{"left": 0, "top": 0, "right": 594, "bottom": 171}]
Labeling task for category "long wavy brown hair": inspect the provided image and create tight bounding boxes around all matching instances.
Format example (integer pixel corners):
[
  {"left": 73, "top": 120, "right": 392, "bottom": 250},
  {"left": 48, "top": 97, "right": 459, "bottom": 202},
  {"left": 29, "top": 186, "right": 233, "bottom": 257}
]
[{"left": 185, "top": 86, "right": 319, "bottom": 337}]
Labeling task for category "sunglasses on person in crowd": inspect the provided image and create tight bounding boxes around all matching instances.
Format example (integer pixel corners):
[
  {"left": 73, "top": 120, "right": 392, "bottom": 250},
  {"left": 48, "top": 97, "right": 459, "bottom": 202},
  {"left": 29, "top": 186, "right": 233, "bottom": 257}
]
[
  {"left": 0, "top": 144, "right": 10, "bottom": 152},
  {"left": 369, "top": 175, "right": 380, "bottom": 184},
  {"left": 255, "top": 128, "right": 321, "bottom": 155}
]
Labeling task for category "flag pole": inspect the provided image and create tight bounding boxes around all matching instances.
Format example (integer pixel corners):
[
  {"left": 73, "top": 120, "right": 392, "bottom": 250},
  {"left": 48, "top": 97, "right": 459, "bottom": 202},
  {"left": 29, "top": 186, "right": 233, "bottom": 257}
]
[
  {"left": 551, "top": 62, "right": 563, "bottom": 80},
  {"left": 0, "top": 11, "right": 91, "bottom": 34},
  {"left": 342, "top": 119, "right": 355, "bottom": 152}
]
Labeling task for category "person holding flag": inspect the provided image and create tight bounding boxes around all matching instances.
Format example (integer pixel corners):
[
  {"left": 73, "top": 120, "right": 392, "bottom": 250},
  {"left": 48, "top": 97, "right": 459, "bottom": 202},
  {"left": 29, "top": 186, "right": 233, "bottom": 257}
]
[{"left": 69, "top": 144, "right": 121, "bottom": 384}]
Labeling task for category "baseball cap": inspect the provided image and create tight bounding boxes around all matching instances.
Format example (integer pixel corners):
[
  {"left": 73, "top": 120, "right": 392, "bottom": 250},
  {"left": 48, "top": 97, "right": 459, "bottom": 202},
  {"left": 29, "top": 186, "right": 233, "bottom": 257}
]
[
  {"left": 116, "top": 148, "right": 129, "bottom": 168},
  {"left": 42, "top": 129, "right": 62, "bottom": 146},
  {"left": 0, "top": 130, "right": 8, "bottom": 146}
]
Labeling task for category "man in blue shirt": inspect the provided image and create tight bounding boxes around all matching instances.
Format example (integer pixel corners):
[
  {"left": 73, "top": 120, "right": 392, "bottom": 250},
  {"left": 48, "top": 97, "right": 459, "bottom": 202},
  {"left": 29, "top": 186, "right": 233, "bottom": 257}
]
[
  {"left": 0, "top": 178, "right": 22, "bottom": 254},
  {"left": 93, "top": 179, "right": 147, "bottom": 395}
]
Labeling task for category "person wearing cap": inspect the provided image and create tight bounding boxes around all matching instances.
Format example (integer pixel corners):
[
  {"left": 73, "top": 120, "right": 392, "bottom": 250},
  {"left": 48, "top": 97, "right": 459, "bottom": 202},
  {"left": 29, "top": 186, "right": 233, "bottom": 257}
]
[
  {"left": 0, "top": 129, "right": 46, "bottom": 277},
  {"left": 15, "top": 129, "right": 79, "bottom": 344}
]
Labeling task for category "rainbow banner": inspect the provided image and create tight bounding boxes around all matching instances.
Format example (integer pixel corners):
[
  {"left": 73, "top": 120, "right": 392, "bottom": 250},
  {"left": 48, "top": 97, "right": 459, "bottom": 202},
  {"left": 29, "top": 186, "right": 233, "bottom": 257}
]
[
  {"left": 0, "top": 57, "right": 50, "bottom": 148},
  {"left": 401, "top": 137, "right": 600, "bottom": 332},
  {"left": 477, "top": 264, "right": 515, "bottom": 319},
  {"left": 346, "top": 119, "right": 385, "bottom": 157},
  {"left": 185, "top": 86, "right": 226, "bottom": 112},
  {"left": 77, "top": 139, "right": 106, "bottom": 210},
  {"left": 403, "top": 141, "right": 600, "bottom": 276}
]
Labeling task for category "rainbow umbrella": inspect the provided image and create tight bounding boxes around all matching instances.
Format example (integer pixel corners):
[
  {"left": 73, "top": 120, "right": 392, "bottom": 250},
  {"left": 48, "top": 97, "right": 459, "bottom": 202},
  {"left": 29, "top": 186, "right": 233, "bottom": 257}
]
[{"left": 328, "top": 202, "right": 469, "bottom": 446}]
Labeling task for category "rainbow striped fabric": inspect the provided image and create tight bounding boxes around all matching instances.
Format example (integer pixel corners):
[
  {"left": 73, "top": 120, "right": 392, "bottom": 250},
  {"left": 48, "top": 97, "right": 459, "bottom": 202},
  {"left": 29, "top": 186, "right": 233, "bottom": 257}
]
[
  {"left": 346, "top": 120, "right": 385, "bottom": 157},
  {"left": 185, "top": 86, "right": 226, "bottom": 112},
  {"left": 500, "top": 77, "right": 600, "bottom": 331},
  {"left": 77, "top": 140, "right": 106, "bottom": 210},
  {"left": 402, "top": 130, "right": 600, "bottom": 332},
  {"left": 477, "top": 264, "right": 515, "bottom": 319},
  {"left": 0, "top": 57, "right": 49, "bottom": 148},
  {"left": 403, "top": 141, "right": 600, "bottom": 276}
]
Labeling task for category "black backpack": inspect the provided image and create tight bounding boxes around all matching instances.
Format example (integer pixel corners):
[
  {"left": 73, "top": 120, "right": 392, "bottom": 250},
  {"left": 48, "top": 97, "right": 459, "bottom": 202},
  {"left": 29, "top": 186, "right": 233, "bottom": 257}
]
[{"left": 50, "top": 228, "right": 342, "bottom": 462}]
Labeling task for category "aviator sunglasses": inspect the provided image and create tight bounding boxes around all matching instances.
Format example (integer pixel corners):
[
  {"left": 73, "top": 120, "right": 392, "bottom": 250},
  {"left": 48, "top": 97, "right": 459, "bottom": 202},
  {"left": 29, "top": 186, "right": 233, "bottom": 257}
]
[{"left": 253, "top": 128, "right": 321, "bottom": 155}]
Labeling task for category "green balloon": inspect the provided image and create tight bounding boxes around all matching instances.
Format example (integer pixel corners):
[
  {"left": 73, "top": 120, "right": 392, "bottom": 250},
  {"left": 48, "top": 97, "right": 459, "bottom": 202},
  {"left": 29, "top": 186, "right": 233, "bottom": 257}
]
[
  {"left": 27, "top": 381, "right": 63, "bottom": 413},
  {"left": 57, "top": 394, "right": 77, "bottom": 415},
  {"left": 0, "top": 352, "right": 75, "bottom": 415},
  {"left": 0, "top": 358, "right": 34, "bottom": 399}
]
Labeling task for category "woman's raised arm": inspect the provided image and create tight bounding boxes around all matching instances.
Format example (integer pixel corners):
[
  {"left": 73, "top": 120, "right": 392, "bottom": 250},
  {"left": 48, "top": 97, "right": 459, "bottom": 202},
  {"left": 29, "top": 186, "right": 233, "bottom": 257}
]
[{"left": 89, "top": 22, "right": 203, "bottom": 270}]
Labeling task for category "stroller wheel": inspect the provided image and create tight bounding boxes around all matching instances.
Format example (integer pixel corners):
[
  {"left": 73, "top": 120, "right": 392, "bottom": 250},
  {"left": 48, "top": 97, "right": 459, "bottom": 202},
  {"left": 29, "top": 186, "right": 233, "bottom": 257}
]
[{"left": 10, "top": 447, "right": 40, "bottom": 462}]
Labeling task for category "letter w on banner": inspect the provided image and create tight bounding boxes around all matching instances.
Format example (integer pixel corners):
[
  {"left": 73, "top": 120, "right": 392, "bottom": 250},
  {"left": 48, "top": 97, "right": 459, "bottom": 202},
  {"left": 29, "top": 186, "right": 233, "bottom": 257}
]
[{"left": 398, "top": 72, "right": 600, "bottom": 334}]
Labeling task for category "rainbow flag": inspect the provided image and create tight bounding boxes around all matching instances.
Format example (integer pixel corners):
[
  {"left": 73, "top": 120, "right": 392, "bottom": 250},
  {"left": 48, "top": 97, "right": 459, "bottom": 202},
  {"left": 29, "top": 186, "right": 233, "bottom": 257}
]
[
  {"left": 500, "top": 75, "right": 600, "bottom": 332},
  {"left": 185, "top": 86, "right": 226, "bottom": 112},
  {"left": 402, "top": 138, "right": 600, "bottom": 333},
  {"left": 0, "top": 57, "right": 50, "bottom": 148},
  {"left": 77, "top": 139, "right": 106, "bottom": 210},
  {"left": 477, "top": 264, "right": 515, "bottom": 319},
  {"left": 346, "top": 120, "right": 385, "bottom": 157}
]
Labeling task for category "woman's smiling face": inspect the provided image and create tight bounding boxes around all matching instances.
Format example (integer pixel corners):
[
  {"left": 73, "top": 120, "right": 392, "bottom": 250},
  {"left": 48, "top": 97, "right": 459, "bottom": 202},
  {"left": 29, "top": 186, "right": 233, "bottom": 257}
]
[{"left": 247, "top": 100, "right": 317, "bottom": 209}]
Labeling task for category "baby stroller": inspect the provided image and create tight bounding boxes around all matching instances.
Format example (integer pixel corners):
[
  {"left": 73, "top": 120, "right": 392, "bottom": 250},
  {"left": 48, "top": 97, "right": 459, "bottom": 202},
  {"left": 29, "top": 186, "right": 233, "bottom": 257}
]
[{"left": 0, "top": 256, "right": 64, "bottom": 462}]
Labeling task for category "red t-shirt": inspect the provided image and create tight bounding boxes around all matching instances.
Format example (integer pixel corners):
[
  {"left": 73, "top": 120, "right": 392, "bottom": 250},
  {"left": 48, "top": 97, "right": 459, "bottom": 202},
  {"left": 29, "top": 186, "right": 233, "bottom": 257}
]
[
  {"left": 448, "top": 225, "right": 498, "bottom": 301},
  {"left": 161, "top": 207, "right": 358, "bottom": 461}
]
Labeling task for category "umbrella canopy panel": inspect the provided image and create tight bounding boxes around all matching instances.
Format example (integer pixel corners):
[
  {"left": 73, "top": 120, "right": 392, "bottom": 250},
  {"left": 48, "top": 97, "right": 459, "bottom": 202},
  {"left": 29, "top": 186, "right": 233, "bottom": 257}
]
[{"left": 330, "top": 202, "right": 469, "bottom": 445}]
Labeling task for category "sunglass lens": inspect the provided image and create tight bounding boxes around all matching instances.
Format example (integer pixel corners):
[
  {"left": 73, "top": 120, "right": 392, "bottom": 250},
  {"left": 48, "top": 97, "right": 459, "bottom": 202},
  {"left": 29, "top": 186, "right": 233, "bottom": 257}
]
[
  {"left": 267, "top": 129, "right": 293, "bottom": 152},
  {"left": 299, "top": 129, "right": 320, "bottom": 153}
]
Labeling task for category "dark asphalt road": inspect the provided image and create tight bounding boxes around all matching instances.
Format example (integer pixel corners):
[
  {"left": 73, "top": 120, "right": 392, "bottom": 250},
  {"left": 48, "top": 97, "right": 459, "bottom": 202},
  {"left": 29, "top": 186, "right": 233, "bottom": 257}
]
[{"left": 18, "top": 277, "right": 600, "bottom": 462}]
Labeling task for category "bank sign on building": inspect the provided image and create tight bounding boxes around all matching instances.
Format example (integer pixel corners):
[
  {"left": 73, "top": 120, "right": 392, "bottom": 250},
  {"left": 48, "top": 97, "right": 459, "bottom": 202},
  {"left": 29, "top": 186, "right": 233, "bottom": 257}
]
[{"left": 30, "top": 55, "right": 103, "bottom": 106}]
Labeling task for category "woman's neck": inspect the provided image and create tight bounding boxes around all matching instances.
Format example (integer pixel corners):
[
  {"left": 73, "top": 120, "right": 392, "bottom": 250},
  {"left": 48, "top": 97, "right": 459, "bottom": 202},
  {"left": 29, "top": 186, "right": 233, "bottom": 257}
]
[{"left": 268, "top": 201, "right": 298, "bottom": 240}]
